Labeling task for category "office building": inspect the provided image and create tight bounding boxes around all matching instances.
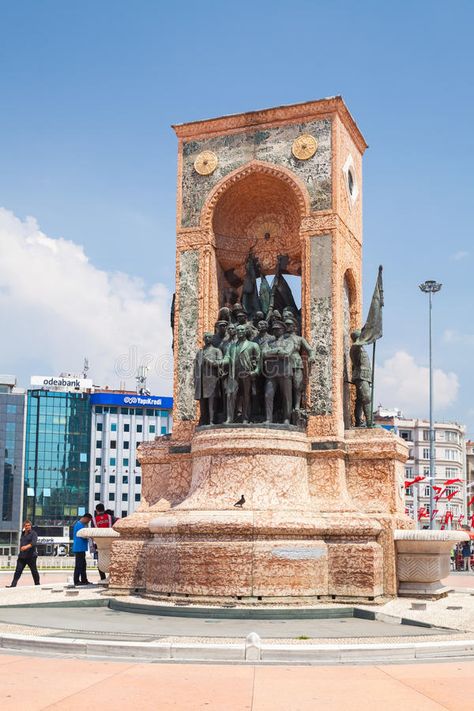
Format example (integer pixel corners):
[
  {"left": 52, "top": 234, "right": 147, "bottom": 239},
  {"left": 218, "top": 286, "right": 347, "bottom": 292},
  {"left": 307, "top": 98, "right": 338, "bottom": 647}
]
[
  {"left": 24, "top": 386, "right": 91, "bottom": 529},
  {"left": 89, "top": 392, "right": 173, "bottom": 518},
  {"left": 0, "top": 376, "right": 26, "bottom": 555},
  {"left": 375, "top": 408, "right": 466, "bottom": 528}
]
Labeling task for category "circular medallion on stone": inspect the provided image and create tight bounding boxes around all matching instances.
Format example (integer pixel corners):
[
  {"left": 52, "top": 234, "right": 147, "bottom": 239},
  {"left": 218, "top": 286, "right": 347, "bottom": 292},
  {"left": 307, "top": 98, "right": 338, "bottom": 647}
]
[
  {"left": 292, "top": 134, "right": 318, "bottom": 160},
  {"left": 194, "top": 150, "right": 218, "bottom": 175}
]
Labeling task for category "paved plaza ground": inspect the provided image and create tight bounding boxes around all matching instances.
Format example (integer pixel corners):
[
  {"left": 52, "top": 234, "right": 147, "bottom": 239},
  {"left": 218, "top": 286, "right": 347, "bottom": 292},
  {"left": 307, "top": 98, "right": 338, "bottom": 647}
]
[
  {"left": 1, "top": 654, "right": 474, "bottom": 710},
  {"left": 1, "top": 570, "right": 474, "bottom": 709}
]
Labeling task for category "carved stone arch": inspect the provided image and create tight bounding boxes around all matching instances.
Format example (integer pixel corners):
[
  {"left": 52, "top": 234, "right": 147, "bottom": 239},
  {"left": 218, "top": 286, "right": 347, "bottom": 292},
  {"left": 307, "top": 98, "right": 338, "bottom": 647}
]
[
  {"left": 200, "top": 160, "right": 311, "bottom": 233},
  {"left": 200, "top": 161, "right": 311, "bottom": 286}
]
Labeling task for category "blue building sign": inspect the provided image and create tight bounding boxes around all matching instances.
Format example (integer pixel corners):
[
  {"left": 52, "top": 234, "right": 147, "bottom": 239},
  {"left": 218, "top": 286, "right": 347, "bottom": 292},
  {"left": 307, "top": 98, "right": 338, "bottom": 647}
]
[{"left": 90, "top": 393, "right": 173, "bottom": 409}]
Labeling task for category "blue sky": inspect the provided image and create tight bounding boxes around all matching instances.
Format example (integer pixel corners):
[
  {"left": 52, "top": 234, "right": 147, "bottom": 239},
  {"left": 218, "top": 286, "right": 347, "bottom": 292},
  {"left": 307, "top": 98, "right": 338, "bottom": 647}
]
[{"left": 0, "top": 1, "right": 473, "bottom": 433}]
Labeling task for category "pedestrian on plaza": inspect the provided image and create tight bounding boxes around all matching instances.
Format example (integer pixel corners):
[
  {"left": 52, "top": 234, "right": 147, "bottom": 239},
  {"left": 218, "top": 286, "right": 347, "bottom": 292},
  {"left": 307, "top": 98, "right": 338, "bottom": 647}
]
[
  {"left": 461, "top": 540, "right": 472, "bottom": 572},
  {"left": 91, "top": 503, "right": 113, "bottom": 581},
  {"left": 6, "top": 520, "right": 40, "bottom": 588},
  {"left": 72, "top": 513, "right": 92, "bottom": 586}
]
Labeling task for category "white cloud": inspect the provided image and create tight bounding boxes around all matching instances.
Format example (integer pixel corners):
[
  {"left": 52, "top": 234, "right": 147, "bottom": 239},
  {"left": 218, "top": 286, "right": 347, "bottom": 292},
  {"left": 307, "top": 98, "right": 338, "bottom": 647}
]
[
  {"left": 0, "top": 207, "right": 173, "bottom": 393},
  {"left": 450, "top": 250, "right": 469, "bottom": 261},
  {"left": 375, "top": 350, "right": 459, "bottom": 415},
  {"left": 443, "top": 329, "right": 474, "bottom": 347}
]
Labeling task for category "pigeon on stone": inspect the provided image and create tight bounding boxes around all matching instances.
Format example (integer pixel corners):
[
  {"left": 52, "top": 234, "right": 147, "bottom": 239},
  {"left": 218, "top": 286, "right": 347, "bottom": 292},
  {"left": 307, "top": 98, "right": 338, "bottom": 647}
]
[{"left": 234, "top": 494, "right": 245, "bottom": 508}]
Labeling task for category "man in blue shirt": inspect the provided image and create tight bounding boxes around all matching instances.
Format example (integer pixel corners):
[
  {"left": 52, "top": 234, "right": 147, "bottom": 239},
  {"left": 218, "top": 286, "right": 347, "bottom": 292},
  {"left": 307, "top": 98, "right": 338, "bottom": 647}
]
[{"left": 72, "top": 513, "right": 92, "bottom": 586}]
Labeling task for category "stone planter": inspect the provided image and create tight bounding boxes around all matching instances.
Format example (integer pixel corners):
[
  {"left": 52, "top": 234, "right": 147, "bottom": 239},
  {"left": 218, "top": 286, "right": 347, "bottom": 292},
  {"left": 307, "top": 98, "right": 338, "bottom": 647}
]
[
  {"left": 394, "top": 529, "right": 468, "bottom": 598},
  {"left": 77, "top": 528, "right": 120, "bottom": 574}
]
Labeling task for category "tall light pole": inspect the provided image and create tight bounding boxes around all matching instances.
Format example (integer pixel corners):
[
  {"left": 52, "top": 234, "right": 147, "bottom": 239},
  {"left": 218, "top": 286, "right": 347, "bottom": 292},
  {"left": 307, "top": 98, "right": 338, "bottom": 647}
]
[{"left": 419, "top": 280, "right": 442, "bottom": 529}]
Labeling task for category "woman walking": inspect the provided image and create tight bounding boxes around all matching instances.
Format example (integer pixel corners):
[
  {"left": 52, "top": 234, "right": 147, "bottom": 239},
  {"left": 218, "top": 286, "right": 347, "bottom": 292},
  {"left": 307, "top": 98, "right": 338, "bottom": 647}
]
[{"left": 6, "top": 520, "right": 40, "bottom": 587}]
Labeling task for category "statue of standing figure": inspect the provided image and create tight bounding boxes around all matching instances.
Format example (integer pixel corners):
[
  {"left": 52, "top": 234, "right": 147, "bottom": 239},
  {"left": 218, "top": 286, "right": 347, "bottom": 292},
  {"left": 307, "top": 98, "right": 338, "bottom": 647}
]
[
  {"left": 194, "top": 332, "right": 223, "bottom": 425},
  {"left": 222, "top": 324, "right": 260, "bottom": 424},
  {"left": 349, "top": 330, "right": 372, "bottom": 427}
]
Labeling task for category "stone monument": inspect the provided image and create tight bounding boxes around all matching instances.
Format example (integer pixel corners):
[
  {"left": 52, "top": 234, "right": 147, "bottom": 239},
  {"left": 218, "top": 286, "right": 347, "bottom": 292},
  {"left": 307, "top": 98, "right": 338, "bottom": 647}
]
[{"left": 109, "top": 97, "right": 415, "bottom": 603}]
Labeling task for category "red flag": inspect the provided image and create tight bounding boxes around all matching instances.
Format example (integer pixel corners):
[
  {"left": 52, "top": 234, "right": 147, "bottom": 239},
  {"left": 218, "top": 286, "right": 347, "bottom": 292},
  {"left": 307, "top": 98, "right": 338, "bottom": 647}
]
[
  {"left": 404, "top": 475, "right": 426, "bottom": 489},
  {"left": 445, "top": 478, "right": 462, "bottom": 486},
  {"left": 444, "top": 511, "right": 453, "bottom": 525},
  {"left": 446, "top": 489, "right": 460, "bottom": 501},
  {"left": 430, "top": 509, "right": 439, "bottom": 521},
  {"left": 418, "top": 507, "right": 428, "bottom": 521},
  {"left": 467, "top": 496, "right": 474, "bottom": 508},
  {"left": 458, "top": 515, "right": 465, "bottom": 526}
]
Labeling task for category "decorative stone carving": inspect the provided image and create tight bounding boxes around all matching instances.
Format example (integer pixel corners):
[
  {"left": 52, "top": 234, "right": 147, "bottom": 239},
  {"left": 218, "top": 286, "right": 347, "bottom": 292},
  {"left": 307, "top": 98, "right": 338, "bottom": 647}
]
[
  {"left": 292, "top": 134, "right": 318, "bottom": 160},
  {"left": 394, "top": 529, "right": 469, "bottom": 598},
  {"left": 77, "top": 527, "right": 120, "bottom": 575},
  {"left": 176, "top": 250, "right": 199, "bottom": 420},
  {"left": 194, "top": 150, "right": 218, "bottom": 175}
]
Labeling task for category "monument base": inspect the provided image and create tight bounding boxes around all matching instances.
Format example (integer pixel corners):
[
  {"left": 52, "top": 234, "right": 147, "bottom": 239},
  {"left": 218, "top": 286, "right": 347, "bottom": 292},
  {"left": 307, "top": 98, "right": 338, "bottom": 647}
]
[{"left": 109, "top": 426, "right": 414, "bottom": 602}]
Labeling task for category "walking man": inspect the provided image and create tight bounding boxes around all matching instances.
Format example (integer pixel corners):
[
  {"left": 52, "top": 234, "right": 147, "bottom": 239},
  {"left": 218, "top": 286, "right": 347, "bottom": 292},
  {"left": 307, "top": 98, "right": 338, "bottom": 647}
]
[
  {"left": 72, "top": 513, "right": 92, "bottom": 586},
  {"left": 6, "top": 520, "right": 40, "bottom": 587}
]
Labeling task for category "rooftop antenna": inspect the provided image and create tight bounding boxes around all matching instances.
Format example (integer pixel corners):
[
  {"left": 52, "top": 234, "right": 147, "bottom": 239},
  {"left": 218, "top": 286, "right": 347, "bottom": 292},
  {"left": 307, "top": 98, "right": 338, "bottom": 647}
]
[
  {"left": 136, "top": 365, "right": 151, "bottom": 396},
  {"left": 83, "top": 357, "right": 90, "bottom": 380}
]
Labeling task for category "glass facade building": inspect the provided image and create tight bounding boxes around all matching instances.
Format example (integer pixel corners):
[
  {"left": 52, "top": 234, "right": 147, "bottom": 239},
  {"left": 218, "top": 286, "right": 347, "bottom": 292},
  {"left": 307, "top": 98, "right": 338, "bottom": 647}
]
[
  {"left": 24, "top": 390, "right": 91, "bottom": 527},
  {"left": 0, "top": 378, "right": 25, "bottom": 554}
]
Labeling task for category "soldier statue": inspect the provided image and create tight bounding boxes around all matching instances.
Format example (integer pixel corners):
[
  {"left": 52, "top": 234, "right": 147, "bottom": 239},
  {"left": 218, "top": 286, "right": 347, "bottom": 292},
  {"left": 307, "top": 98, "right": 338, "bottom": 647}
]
[
  {"left": 262, "top": 320, "right": 293, "bottom": 425},
  {"left": 349, "top": 329, "right": 372, "bottom": 427},
  {"left": 283, "top": 317, "right": 315, "bottom": 411},
  {"left": 194, "top": 332, "right": 223, "bottom": 425},
  {"left": 222, "top": 324, "right": 260, "bottom": 424}
]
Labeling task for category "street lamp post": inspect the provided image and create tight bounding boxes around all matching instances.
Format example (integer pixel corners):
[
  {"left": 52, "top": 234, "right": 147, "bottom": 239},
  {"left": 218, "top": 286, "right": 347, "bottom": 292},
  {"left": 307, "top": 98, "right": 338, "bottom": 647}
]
[{"left": 419, "top": 280, "right": 442, "bottom": 530}]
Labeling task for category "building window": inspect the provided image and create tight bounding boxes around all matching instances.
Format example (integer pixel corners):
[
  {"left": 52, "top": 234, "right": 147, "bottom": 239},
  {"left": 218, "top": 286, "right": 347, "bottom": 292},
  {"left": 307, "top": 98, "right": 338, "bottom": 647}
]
[
  {"left": 122, "top": 493, "right": 128, "bottom": 501},
  {"left": 123, "top": 458, "right": 129, "bottom": 466},
  {"left": 135, "top": 494, "right": 141, "bottom": 502},
  {"left": 95, "top": 493, "right": 101, "bottom": 501},
  {"left": 109, "top": 407, "right": 118, "bottom": 414},
  {"left": 146, "top": 409, "right": 154, "bottom": 416},
  {"left": 96, "top": 406, "right": 103, "bottom": 414},
  {"left": 121, "top": 510, "right": 127, "bottom": 518},
  {"left": 137, "top": 424, "right": 143, "bottom": 433},
  {"left": 96, "top": 423, "right": 103, "bottom": 432},
  {"left": 95, "top": 475, "right": 101, "bottom": 483},
  {"left": 111, "top": 423, "right": 117, "bottom": 432},
  {"left": 135, "top": 476, "right": 141, "bottom": 484},
  {"left": 7, "top": 404, "right": 17, "bottom": 414},
  {"left": 405, "top": 467, "right": 413, "bottom": 477},
  {"left": 149, "top": 425, "right": 155, "bottom": 434},
  {"left": 135, "top": 460, "right": 140, "bottom": 468},
  {"left": 110, "top": 440, "right": 117, "bottom": 449},
  {"left": 123, "top": 441, "right": 130, "bottom": 450},
  {"left": 121, "top": 408, "right": 129, "bottom": 415},
  {"left": 399, "top": 430, "right": 412, "bottom": 441},
  {"left": 95, "top": 457, "right": 102, "bottom": 466},
  {"left": 423, "top": 430, "right": 430, "bottom": 441},
  {"left": 123, "top": 476, "right": 128, "bottom": 484},
  {"left": 424, "top": 486, "right": 431, "bottom": 496},
  {"left": 109, "top": 493, "right": 115, "bottom": 501},
  {"left": 80, "top": 452, "right": 87, "bottom": 463},
  {"left": 109, "top": 457, "right": 116, "bottom": 466},
  {"left": 124, "top": 424, "right": 130, "bottom": 432},
  {"left": 446, "top": 467, "right": 458, "bottom": 478},
  {"left": 109, "top": 476, "right": 115, "bottom": 484},
  {"left": 423, "top": 448, "right": 430, "bottom": 459},
  {"left": 161, "top": 426, "right": 167, "bottom": 435},
  {"left": 96, "top": 441, "right": 102, "bottom": 449}
]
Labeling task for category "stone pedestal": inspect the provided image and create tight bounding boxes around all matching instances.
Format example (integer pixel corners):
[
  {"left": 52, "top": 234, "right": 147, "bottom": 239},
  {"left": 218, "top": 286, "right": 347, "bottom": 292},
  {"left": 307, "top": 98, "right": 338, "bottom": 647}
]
[
  {"left": 394, "top": 530, "right": 469, "bottom": 598},
  {"left": 107, "top": 426, "right": 413, "bottom": 603}
]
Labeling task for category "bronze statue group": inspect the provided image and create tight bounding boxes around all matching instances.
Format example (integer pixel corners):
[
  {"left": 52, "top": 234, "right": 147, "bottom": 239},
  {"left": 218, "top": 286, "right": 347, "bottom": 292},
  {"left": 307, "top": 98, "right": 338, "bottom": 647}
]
[
  {"left": 192, "top": 254, "right": 381, "bottom": 429},
  {"left": 194, "top": 301, "right": 314, "bottom": 427}
]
